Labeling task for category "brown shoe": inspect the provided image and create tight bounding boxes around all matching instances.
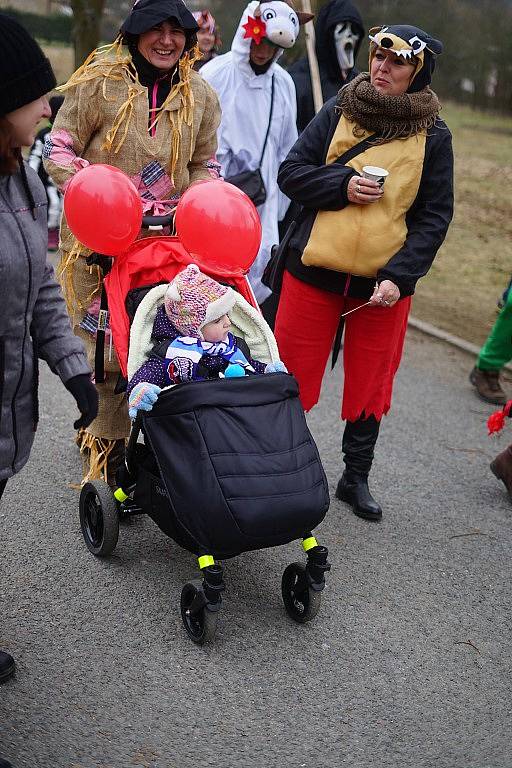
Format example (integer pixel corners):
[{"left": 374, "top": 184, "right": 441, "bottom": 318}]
[
  {"left": 469, "top": 367, "right": 507, "bottom": 405},
  {"left": 490, "top": 444, "right": 512, "bottom": 498}
]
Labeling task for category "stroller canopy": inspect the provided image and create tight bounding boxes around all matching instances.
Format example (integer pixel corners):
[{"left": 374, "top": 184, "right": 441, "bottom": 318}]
[{"left": 104, "top": 236, "right": 258, "bottom": 377}]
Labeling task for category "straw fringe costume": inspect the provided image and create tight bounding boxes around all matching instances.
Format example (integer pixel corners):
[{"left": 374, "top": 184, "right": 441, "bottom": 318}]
[{"left": 43, "top": 38, "right": 221, "bottom": 484}]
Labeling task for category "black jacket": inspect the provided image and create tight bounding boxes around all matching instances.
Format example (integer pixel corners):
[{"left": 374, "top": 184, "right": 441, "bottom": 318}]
[
  {"left": 277, "top": 96, "right": 454, "bottom": 299},
  {"left": 288, "top": 0, "right": 364, "bottom": 133}
]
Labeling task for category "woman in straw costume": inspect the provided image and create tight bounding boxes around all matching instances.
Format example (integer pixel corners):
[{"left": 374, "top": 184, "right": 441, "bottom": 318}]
[{"left": 44, "top": 0, "right": 221, "bottom": 485}]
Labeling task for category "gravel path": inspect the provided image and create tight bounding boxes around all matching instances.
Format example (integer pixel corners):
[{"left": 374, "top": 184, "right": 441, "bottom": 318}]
[{"left": 1, "top": 327, "right": 510, "bottom": 768}]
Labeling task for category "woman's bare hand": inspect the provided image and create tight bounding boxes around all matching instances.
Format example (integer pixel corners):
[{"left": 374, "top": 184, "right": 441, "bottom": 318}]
[
  {"left": 370, "top": 279, "right": 401, "bottom": 307},
  {"left": 347, "top": 175, "right": 383, "bottom": 205}
]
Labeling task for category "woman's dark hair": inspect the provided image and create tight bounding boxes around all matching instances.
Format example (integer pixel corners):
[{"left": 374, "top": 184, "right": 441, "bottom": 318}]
[{"left": 0, "top": 117, "right": 18, "bottom": 174}]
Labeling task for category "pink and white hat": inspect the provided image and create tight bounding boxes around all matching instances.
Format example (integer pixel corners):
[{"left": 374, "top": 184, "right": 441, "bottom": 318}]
[{"left": 164, "top": 264, "right": 236, "bottom": 339}]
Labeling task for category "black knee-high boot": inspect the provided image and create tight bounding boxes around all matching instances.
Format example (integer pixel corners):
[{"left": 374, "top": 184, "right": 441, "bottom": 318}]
[{"left": 335, "top": 415, "right": 382, "bottom": 521}]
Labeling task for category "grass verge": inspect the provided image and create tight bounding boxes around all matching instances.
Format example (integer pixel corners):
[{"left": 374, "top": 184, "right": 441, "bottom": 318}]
[{"left": 413, "top": 102, "right": 512, "bottom": 346}]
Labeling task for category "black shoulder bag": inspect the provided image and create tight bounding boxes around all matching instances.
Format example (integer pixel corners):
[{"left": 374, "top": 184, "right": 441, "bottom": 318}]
[
  {"left": 225, "top": 75, "right": 275, "bottom": 207},
  {"left": 262, "top": 132, "right": 380, "bottom": 295}
]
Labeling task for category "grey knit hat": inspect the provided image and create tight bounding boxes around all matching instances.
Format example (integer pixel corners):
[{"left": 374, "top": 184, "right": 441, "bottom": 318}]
[{"left": 0, "top": 13, "right": 57, "bottom": 117}]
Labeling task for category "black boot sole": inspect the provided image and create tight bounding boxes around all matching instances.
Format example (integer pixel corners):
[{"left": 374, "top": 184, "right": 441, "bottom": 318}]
[
  {"left": 0, "top": 661, "right": 15, "bottom": 683},
  {"left": 490, "top": 460, "right": 512, "bottom": 500},
  {"left": 335, "top": 484, "right": 383, "bottom": 521}
]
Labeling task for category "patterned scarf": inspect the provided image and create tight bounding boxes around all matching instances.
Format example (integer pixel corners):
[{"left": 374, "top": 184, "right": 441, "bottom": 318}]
[{"left": 337, "top": 73, "right": 441, "bottom": 143}]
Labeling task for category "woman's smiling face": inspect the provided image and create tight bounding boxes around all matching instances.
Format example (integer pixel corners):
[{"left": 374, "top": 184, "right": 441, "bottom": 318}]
[
  {"left": 370, "top": 46, "right": 417, "bottom": 96},
  {"left": 137, "top": 19, "right": 186, "bottom": 71}
]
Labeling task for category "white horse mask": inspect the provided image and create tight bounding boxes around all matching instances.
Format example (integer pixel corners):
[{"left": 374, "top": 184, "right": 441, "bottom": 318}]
[
  {"left": 244, "top": 1, "right": 313, "bottom": 50},
  {"left": 334, "top": 21, "right": 361, "bottom": 73}
]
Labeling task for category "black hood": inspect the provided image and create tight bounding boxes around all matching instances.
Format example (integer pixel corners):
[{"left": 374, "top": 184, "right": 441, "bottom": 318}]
[
  {"left": 120, "top": 0, "right": 198, "bottom": 35},
  {"left": 315, "top": 0, "right": 364, "bottom": 80}
]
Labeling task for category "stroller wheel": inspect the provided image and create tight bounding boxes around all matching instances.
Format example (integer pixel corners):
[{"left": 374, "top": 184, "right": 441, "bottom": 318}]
[
  {"left": 282, "top": 562, "right": 321, "bottom": 624},
  {"left": 79, "top": 480, "right": 119, "bottom": 557},
  {"left": 180, "top": 581, "right": 218, "bottom": 645}
]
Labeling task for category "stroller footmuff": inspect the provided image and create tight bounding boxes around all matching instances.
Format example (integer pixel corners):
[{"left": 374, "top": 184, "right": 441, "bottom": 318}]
[{"left": 142, "top": 373, "right": 328, "bottom": 558}]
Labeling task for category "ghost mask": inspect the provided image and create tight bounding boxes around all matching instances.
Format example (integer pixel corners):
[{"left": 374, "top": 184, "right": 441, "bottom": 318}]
[{"left": 334, "top": 21, "right": 361, "bottom": 75}]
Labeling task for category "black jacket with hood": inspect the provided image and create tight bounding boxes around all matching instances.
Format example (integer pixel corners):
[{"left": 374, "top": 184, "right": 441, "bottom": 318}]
[{"left": 289, "top": 0, "right": 364, "bottom": 133}]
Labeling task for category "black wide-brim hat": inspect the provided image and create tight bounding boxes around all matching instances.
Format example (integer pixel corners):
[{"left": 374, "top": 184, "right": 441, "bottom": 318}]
[{"left": 120, "top": 0, "right": 199, "bottom": 36}]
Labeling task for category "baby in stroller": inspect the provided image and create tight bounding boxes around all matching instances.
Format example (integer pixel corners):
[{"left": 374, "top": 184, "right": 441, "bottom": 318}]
[{"left": 127, "top": 264, "right": 286, "bottom": 418}]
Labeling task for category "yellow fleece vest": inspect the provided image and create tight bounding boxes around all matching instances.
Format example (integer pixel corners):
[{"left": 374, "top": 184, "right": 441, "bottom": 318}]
[{"left": 302, "top": 117, "right": 427, "bottom": 277}]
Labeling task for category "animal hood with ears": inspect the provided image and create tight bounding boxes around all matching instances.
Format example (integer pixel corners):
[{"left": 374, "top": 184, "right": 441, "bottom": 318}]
[{"left": 244, "top": 0, "right": 313, "bottom": 50}]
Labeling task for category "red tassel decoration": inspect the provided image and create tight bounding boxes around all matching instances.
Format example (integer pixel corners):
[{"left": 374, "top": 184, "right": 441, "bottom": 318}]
[
  {"left": 487, "top": 399, "right": 512, "bottom": 435},
  {"left": 488, "top": 410, "right": 505, "bottom": 435}
]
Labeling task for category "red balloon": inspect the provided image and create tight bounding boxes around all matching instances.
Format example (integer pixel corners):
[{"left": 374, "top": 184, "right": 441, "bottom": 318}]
[
  {"left": 64, "top": 164, "right": 142, "bottom": 256},
  {"left": 175, "top": 180, "right": 261, "bottom": 272}
]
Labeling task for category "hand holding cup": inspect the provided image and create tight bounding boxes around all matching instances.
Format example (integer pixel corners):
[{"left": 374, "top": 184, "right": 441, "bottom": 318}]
[
  {"left": 362, "top": 165, "right": 389, "bottom": 187},
  {"left": 347, "top": 174, "right": 383, "bottom": 205}
]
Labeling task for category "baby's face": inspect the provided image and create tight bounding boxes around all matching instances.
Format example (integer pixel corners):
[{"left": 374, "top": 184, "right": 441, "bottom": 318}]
[{"left": 202, "top": 314, "right": 231, "bottom": 343}]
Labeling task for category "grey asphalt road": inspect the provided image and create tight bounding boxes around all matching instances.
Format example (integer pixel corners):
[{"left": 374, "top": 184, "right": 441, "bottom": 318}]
[{"left": 1, "top": 326, "right": 511, "bottom": 768}]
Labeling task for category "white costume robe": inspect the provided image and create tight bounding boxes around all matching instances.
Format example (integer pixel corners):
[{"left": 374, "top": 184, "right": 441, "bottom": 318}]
[{"left": 201, "top": 1, "right": 298, "bottom": 304}]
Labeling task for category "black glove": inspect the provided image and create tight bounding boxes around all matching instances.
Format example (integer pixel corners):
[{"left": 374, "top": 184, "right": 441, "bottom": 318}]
[{"left": 65, "top": 374, "right": 99, "bottom": 429}]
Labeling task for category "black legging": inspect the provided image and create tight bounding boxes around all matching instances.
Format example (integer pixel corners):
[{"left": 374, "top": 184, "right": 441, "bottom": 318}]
[{"left": 0, "top": 479, "right": 7, "bottom": 501}]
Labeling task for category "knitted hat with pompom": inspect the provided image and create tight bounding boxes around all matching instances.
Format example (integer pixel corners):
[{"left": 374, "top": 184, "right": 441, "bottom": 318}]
[{"left": 164, "top": 264, "right": 236, "bottom": 339}]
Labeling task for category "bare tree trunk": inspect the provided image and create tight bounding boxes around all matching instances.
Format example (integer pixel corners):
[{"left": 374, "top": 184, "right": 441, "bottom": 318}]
[{"left": 71, "top": 0, "right": 106, "bottom": 70}]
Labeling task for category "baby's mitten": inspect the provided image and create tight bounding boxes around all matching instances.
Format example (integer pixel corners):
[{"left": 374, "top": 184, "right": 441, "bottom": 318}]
[
  {"left": 128, "top": 382, "right": 162, "bottom": 419},
  {"left": 265, "top": 360, "right": 288, "bottom": 374}
]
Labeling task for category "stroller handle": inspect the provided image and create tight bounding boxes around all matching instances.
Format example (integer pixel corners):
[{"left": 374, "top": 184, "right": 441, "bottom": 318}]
[{"left": 142, "top": 214, "right": 174, "bottom": 229}]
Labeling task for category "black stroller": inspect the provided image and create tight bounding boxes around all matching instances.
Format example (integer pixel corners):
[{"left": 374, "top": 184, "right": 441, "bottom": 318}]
[{"left": 78, "top": 246, "right": 331, "bottom": 644}]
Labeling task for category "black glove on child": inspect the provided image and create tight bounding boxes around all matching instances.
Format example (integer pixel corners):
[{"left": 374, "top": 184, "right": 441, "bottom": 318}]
[{"left": 65, "top": 374, "right": 99, "bottom": 429}]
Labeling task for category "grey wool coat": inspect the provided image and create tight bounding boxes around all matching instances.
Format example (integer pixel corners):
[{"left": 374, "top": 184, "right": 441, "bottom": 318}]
[{"left": 0, "top": 163, "right": 90, "bottom": 481}]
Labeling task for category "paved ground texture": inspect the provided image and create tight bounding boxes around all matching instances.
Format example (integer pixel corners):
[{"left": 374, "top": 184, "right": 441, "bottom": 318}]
[{"left": 1, "top": 327, "right": 511, "bottom": 768}]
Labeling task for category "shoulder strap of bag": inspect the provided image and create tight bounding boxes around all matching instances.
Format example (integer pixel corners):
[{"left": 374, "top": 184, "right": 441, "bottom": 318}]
[
  {"left": 259, "top": 75, "right": 275, "bottom": 167},
  {"left": 332, "top": 132, "right": 380, "bottom": 166}
]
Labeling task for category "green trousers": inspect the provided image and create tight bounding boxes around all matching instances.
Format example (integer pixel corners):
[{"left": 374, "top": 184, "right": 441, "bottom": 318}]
[{"left": 477, "top": 289, "right": 512, "bottom": 370}]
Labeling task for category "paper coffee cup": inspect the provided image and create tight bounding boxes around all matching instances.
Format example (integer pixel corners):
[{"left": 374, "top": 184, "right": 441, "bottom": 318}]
[{"left": 362, "top": 165, "right": 389, "bottom": 187}]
